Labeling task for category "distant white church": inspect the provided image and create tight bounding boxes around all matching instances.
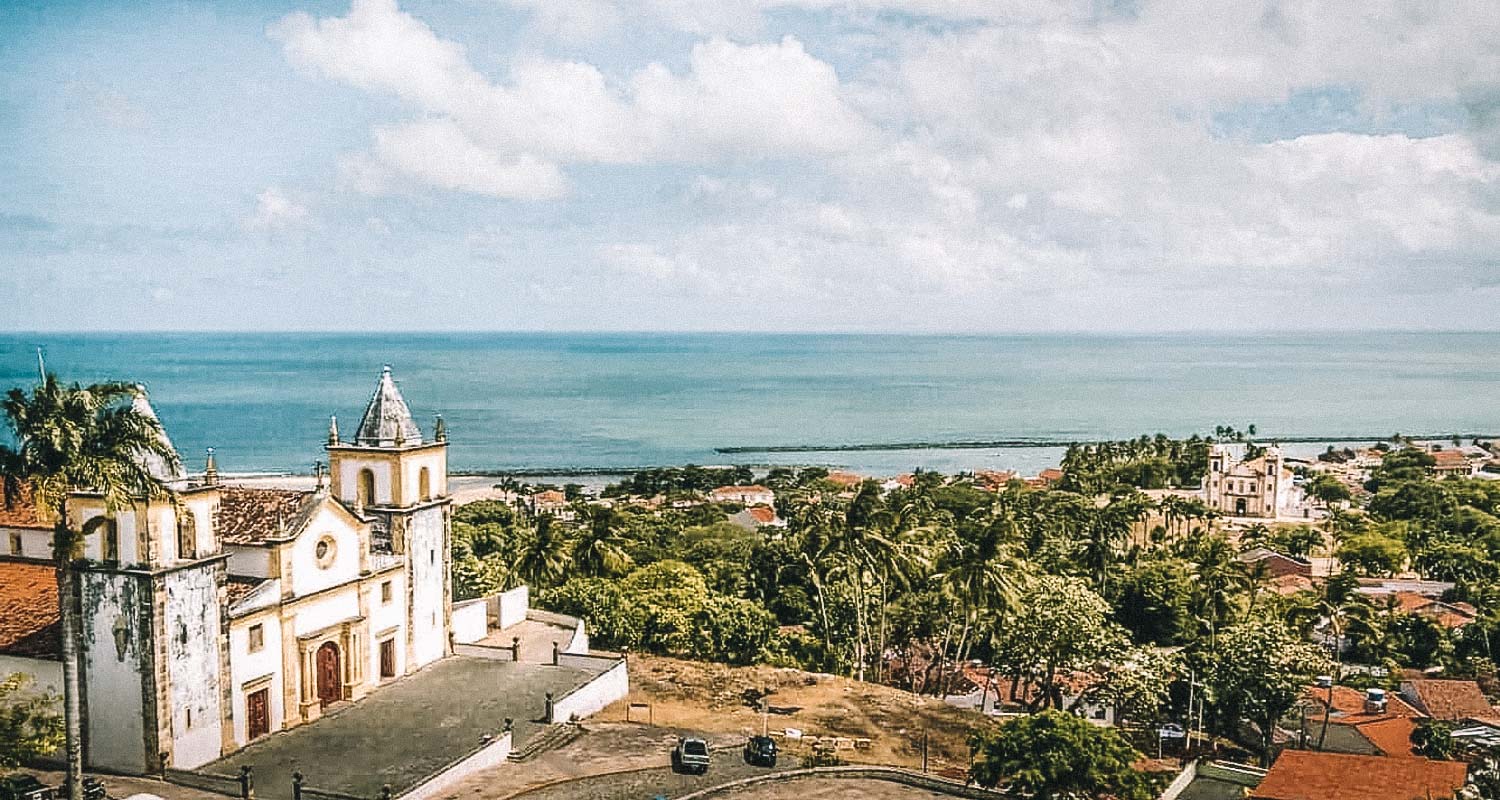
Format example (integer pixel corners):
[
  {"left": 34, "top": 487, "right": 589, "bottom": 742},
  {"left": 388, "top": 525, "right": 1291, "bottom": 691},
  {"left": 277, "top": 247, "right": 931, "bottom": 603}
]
[
  {"left": 0, "top": 368, "right": 455, "bottom": 772},
  {"left": 1203, "top": 443, "right": 1302, "bottom": 518}
]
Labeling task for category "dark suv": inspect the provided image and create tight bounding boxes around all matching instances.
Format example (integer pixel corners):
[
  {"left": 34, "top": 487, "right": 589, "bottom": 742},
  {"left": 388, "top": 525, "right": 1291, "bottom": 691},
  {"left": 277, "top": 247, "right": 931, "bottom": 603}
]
[{"left": 743, "top": 735, "right": 778, "bottom": 767}]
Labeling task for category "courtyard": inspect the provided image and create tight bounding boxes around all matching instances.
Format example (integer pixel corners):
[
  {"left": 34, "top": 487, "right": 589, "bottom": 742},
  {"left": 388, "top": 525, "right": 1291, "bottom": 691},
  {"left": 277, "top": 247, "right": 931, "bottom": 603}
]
[{"left": 203, "top": 656, "right": 604, "bottom": 800}]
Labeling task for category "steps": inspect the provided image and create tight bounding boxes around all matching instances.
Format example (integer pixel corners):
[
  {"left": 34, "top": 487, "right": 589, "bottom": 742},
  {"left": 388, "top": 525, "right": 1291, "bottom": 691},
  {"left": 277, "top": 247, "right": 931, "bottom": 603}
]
[{"left": 508, "top": 723, "right": 583, "bottom": 763}]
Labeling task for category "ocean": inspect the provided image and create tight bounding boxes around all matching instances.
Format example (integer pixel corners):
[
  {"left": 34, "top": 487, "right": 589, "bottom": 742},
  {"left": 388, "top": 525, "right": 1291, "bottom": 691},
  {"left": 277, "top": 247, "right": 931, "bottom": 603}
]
[{"left": 2, "top": 332, "right": 1498, "bottom": 477}]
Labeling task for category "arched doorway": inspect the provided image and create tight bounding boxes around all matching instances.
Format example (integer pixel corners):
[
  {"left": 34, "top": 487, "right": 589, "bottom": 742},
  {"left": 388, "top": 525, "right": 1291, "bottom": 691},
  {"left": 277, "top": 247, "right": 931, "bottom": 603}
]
[{"left": 316, "top": 642, "right": 342, "bottom": 708}]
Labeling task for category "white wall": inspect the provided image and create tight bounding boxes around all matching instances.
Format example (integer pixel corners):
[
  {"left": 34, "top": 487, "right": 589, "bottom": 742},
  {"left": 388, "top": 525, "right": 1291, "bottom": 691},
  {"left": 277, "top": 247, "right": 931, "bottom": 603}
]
[
  {"left": 408, "top": 506, "right": 447, "bottom": 668},
  {"left": 3, "top": 527, "right": 51, "bottom": 560},
  {"left": 0, "top": 654, "right": 62, "bottom": 692},
  {"left": 496, "top": 586, "right": 528, "bottom": 630},
  {"left": 228, "top": 612, "right": 284, "bottom": 747},
  {"left": 78, "top": 571, "right": 149, "bottom": 774},
  {"left": 225, "top": 545, "right": 273, "bottom": 579},
  {"left": 550, "top": 659, "right": 628, "bottom": 723},
  {"left": 365, "top": 573, "right": 407, "bottom": 681},
  {"left": 398, "top": 449, "right": 447, "bottom": 506},
  {"left": 162, "top": 566, "right": 225, "bottom": 769},
  {"left": 290, "top": 588, "right": 361, "bottom": 638},
  {"left": 398, "top": 731, "right": 510, "bottom": 800},
  {"left": 451, "top": 600, "right": 487, "bottom": 645},
  {"left": 289, "top": 506, "right": 362, "bottom": 598},
  {"left": 336, "top": 457, "right": 393, "bottom": 507}
]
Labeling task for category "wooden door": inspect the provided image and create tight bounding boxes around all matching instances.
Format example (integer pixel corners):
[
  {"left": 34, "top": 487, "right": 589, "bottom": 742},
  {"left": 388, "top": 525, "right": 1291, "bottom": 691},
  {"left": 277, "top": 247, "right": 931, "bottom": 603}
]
[
  {"left": 247, "top": 688, "right": 270, "bottom": 739},
  {"left": 316, "top": 642, "right": 342, "bottom": 707},
  {"left": 379, "top": 638, "right": 396, "bottom": 679}
]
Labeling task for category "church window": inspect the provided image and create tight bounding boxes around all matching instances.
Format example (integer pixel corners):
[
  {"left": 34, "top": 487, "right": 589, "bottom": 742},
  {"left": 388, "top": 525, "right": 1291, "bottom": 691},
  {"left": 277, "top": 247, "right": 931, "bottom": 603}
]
[
  {"left": 8, "top": 533, "right": 20, "bottom": 556},
  {"left": 381, "top": 581, "right": 392, "bottom": 603},
  {"left": 418, "top": 467, "right": 431, "bottom": 502},
  {"left": 83, "top": 516, "right": 118, "bottom": 563},
  {"left": 358, "top": 469, "right": 376, "bottom": 507},
  {"left": 314, "top": 536, "right": 337, "bottom": 568},
  {"left": 248, "top": 624, "right": 264, "bottom": 653},
  {"left": 178, "top": 512, "right": 197, "bottom": 561}
]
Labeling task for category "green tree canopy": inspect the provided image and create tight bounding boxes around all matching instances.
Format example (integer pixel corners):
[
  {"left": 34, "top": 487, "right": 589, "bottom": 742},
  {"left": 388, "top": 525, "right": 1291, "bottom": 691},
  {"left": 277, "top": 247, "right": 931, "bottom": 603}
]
[{"left": 969, "top": 710, "right": 1152, "bottom": 800}]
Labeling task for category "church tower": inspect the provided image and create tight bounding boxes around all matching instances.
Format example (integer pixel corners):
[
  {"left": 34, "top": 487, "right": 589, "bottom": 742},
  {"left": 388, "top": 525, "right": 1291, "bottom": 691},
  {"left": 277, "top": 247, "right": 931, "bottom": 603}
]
[{"left": 325, "top": 367, "right": 452, "bottom": 669}]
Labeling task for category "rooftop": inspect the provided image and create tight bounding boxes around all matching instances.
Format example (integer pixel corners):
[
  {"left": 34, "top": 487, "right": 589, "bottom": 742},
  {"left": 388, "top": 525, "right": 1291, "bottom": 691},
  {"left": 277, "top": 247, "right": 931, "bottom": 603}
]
[
  {"left": 1303, "top": 685, "right": 1422, "bottom": 718},
  {"left": 215, "top": 487, "right": 318, "bottom": 545},
  {"left": 1251, "top": 751, "right": 1466, "bottom": 800},
  {"left": 1401, "top": 679, "right": 1496, "bottom": 721},
  {"left": 0, "top": 486, "right": 48, "bottom": 531},
  {"left": 0, "top": 560, "right": 59, "bottom": 660},
  {"left": 353, "top": 366, "right": 423, "bottom": 448}
]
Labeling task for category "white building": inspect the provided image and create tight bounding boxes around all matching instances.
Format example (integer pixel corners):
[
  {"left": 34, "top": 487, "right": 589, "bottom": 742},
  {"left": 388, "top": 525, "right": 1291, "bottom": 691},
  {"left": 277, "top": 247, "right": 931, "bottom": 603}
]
[
  {"left": 1204, "top": 444, "right": 1300, "bottom": 519},
  {"left": 0, "top": 368, "right": 455, "bottom": 773}
]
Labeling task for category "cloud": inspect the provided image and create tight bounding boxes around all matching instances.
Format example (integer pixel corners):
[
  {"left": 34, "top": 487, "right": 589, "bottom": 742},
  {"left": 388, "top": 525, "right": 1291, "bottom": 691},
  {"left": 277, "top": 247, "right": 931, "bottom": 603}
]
[
  {"left": 271, "top": 0, "right": 873, "bottom": 199},
  {"left": 244, "top": 188, "right": 310, "bottom": 231}
]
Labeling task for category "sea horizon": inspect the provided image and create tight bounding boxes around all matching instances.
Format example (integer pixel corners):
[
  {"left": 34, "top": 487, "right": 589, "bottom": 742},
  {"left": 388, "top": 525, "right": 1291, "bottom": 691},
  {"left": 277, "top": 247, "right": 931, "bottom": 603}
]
[{"left": 5, "top": 330, "right": 1499, "bottom": 477}]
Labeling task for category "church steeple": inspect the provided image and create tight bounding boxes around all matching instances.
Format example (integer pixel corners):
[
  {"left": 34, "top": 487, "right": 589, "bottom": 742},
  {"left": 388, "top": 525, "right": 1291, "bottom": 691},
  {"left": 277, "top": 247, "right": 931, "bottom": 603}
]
[{"left": 353, "top": 366, "right": 422, "bottom": 448}]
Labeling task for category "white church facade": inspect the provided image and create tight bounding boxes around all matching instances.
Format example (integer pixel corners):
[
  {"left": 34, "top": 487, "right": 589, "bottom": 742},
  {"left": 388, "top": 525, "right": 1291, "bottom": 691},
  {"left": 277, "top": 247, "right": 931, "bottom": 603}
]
[{"left": 0, "top": 368, "right": 457, "bottom": 773}]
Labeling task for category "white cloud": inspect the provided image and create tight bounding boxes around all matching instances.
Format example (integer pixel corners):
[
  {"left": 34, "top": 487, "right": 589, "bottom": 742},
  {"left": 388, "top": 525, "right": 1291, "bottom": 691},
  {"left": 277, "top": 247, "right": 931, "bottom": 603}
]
[{"left": 244, "top": 188, "right": 310, "bottom": 231}]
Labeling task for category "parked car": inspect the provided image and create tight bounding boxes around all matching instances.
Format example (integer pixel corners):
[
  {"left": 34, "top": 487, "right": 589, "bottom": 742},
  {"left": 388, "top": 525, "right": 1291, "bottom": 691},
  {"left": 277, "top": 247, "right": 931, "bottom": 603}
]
[
  {"left": 743, "top": 735, "right": 777, "bottom": 767},
  {"left": 0, "top": 774, "right": 55, "bottom": 800},
  {"left": 671, "top": 737, "right": 711, "bottom": 775}
]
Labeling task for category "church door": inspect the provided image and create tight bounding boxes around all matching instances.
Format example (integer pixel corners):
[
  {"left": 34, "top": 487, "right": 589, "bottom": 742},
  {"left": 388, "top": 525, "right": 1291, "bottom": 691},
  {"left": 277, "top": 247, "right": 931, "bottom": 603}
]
[
  {"left": 247, "top": 688, "right": 270, "bottom": 739},
  {"left": 316, "top": 642, "right": 342, "bottom": 707}
]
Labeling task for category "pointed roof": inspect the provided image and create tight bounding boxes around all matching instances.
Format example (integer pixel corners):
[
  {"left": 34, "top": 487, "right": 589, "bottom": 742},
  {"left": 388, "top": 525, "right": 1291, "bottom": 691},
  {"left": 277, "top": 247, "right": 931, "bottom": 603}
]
[
  {"left": 353, "top": 366, "right": 423, "bottom": 448},
  {"left": 132, "top": 387, "right": 184, "bottom": 482}
]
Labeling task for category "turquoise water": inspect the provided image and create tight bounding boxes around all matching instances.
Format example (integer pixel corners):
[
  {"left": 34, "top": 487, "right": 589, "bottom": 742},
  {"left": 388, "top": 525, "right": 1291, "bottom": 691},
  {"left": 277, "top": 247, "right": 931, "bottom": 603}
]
[{"left": 2, "top": 332, "right": 1498, "bottom": 475}]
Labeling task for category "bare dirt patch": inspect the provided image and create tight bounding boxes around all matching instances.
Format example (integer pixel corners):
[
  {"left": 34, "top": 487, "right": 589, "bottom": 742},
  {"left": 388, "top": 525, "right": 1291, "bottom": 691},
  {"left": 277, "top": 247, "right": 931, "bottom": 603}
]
[{"left": 592, "top": 655, "right": 992, "bottom": 776}]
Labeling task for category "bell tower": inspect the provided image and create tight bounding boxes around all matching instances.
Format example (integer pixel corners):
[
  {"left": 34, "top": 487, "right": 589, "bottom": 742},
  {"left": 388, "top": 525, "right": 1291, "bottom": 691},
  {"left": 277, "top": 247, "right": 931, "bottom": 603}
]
[{"left": 325, "top": 366, "right": 452, "bottom": 668}]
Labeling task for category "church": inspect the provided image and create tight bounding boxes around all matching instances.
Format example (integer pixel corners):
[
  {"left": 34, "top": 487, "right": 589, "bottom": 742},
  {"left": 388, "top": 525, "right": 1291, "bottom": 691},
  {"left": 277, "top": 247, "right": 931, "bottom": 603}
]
[{"left": 0, "top": 368, "right": 455, "bottom": 773}]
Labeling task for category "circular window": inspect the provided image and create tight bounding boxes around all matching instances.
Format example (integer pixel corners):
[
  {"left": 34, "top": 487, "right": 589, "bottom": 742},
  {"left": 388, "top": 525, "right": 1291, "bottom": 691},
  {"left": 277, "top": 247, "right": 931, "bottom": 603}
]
[{"left": 314, "top": 536, "right": 337, "bottom": 567}]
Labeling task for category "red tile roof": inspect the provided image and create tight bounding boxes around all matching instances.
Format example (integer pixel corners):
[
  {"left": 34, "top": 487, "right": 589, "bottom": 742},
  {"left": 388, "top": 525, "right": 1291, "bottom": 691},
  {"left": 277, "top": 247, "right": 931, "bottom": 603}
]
[
  {"left": 824, "top": 471, "right": 864, "bottom": 487},
  {"left": 710, "top": 485, "right": 771, "bottom": 496},
  {"left": 1431, "top": 450, "right": 1471, "bottom": 467},
  {"left": 1252, "top": 751, "right": 1466, "bottom": 800},
  {"left": 1304, "top": 685, "right": 1422, "bottom": 718},
  {"left": 215, "top": 487, "right": 316, "bottom": 545},
  {"left": 1343, "top": 715, "right": 1420, "bottom": 757},
  {"left": 1402, "top": 679, "right": 1496, "bottom": 721},
  {"left": 0, "top": 560, "right": 60, "bottom": 660},
  {"left": 747, "top": 506, "right": 777, "bottom": 524},
  {"left": 0, "top": 487, "right": 49, "bottom": 531},
  {"left": 1038, "top": 468, "right": 1064, "bottom": 481},
  {"left": 225, "top": 576, "right": 266, "bottom": 606}
]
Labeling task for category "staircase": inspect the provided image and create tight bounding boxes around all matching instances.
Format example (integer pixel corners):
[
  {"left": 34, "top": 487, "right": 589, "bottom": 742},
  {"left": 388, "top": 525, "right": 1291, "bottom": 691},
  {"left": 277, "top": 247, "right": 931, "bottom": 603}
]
[{"left": 508, "top": 722, "right": 583, "bottom": 763}]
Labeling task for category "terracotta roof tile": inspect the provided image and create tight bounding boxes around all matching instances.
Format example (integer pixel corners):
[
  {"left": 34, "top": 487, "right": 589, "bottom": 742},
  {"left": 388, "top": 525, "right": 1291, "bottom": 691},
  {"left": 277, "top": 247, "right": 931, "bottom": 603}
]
[
  {"left": 1305, "top": 685, "right": 1422, "bottom": 718},
  {"left": 225, "top": 576, "right": 266, "bottom": 606},
  {"left": 1344, "top": 715, "right": 1419, "bottom": 757},
  {"left": 1403, "top": 679, "right": 1496, "bottom": 721},
  {"left": 1252, "top": 751, "right": 1466, "bottom": 800},
  {"left": 0, "top": 560, "right": 60, "bottom": 660},
  {"left": 0, "top": 487, "right": 49, "bottom": 531},
  {"left": 216, "top": 487, "right": 316, "bottom": 545},
  {"left": 747, "top": 506, "right": 777, "bottom": 524}
]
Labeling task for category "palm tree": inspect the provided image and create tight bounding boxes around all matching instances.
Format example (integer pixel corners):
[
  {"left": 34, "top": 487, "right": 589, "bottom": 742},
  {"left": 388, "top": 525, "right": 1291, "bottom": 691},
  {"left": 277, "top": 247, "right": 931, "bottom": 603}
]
[
  {"left": 572, "top": 506, "right": 633, "bottom": 578},
  {"left": 513, "top": 515, "right": 570, "bottom": 587},
  {"left": 2, "top": 375, "right": 178, "bottom": 800},
  {"left": 1285, "top": 585, "right": 1373, "bottom": 750}
]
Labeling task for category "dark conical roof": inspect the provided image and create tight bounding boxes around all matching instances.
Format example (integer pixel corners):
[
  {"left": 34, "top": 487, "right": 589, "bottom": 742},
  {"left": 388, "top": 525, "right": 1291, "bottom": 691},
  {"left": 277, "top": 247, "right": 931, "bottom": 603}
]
[{"left": 354, "top": 366, "right": 423, "bottom": 447}]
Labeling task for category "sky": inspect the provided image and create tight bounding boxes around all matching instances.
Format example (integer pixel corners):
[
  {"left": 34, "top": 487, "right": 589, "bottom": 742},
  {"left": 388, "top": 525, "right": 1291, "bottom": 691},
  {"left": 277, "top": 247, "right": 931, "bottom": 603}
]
[{"left": 2, "top": 0, "right": 1499, "bottom": 333}]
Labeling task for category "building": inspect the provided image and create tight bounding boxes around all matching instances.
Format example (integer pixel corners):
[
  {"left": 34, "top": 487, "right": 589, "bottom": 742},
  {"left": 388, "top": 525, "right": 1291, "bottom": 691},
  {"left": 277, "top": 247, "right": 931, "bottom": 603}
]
[
  {"left": 1250, "top": 751, "right": 1467, "bottom": 800},
  {"left": 1399, "top": 679, "right": 1498, "bottom": 721},
  {"left": 1205, "top": 444, "right": 1297, "bottom": 518},
  {"left": 728, "top": 505, "right": 784, "bottom": 530},
  {"left": 0, "top": 368, "right": 454, "bottom": 773},
  {"left": 708, "top": 484, "right": 776, "bottom": 506},
  {"left": 1431, "top": 449, "right": 1478, "bottom": 478},
  {"left": 1238, "top": 547, "right": 1313, "bottom": 578}
]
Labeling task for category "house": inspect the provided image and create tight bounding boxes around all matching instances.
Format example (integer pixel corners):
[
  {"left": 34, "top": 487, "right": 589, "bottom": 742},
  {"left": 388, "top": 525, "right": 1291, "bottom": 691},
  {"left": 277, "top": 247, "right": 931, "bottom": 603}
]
[
  {"left": 1239, "top": 547, "right": 1313, "bottom": 578},
  {"left": 1250, "top": 751, "right": 1467, "bottom": 800},
  {"left": 1301, "top": 684, "right": 1423, "bottom": 719},
  {"left": 1204, "top": 445, "right": 1306, "bottom": 518},
  {"left": 1431, "top": 449, "right": 1478, "bottom": 478},
  {"left": 1355, "top": 577, "right": 1456, "bottom": 598},
  {"left": 1159, "top": 761, "right": 1267, "bottom": 800},
  {"left": 1389, "top": 591, "right": 1479, "bottom": 629},
  {"left": 0, "top": 369, "right": 457, "bottom": 773},
  {"left": 709, "top": 484, "right": 776, "bottom": 506},
  {"left": 880, "top": 474, "right": 915, "bottom": 493},
  {"left": 729, "top": 505, "right": 785, "bottom": 530},
  {"left": 824, "top": 470, "right": 865, "bottom": 489},
  {"left": 974, "top": 470, "right": 1018, "bottom": 491},
  {"left": 1400, "top": 679, "right": 1498, "bottom": 721},
  {"left": 1287, "top": 685, "right": 1424, "bottom": 758}
]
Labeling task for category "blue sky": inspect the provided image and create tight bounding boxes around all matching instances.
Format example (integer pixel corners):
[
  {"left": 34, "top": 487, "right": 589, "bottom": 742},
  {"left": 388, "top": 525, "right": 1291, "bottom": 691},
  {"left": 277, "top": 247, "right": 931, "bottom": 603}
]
[{"left": 3, "top": 0, "right": 1498, "bottom": 332}]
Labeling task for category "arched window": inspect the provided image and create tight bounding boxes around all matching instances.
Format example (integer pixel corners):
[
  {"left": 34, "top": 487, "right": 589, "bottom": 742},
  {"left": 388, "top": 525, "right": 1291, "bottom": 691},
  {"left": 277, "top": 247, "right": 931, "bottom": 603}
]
[
  {"left": 83, "top": 516, "right": 118, "bottom": 562},
  {"left": 178, "top": 511, "right": 197, "bottom": 561},
  {"left": 418, "top": 467, "right": 431, "bottom": 502},
  {"left": 358, "top": 469, "right": 376, "bottom": 507}
]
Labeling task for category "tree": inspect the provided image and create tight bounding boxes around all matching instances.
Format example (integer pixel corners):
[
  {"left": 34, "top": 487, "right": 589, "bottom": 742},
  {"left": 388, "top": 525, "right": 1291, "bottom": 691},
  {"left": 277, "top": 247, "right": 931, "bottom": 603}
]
[
  {"left": 969, "top": 710, "right": 1152, "bottom": 800},
  {"left": 1199, "top": 620, "right": 1331, "bottom": 763},
  {"left": 1085, "top": 646, "right": 1178, "bottom": 728},
  {"left": 1411, "top": 719, "right": 1459, "bottom": 761},
  {"left": 572, "top": 506, "right": 634, "bottom": 578},
  {"left": 1337, "top": 532, "right": 1407, "bottom": 576},
  {"left": 991, "top": 576, "right": 1128, "bottom": 711},
  {"left": 514, "top": 515, "right": 570, "bottom": 587},
  {"left": 2, "top": 376, "right": 178, "bottom": 798},
  {"left": 0, "top": 673, "right": 63, "bottom": 771}
]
